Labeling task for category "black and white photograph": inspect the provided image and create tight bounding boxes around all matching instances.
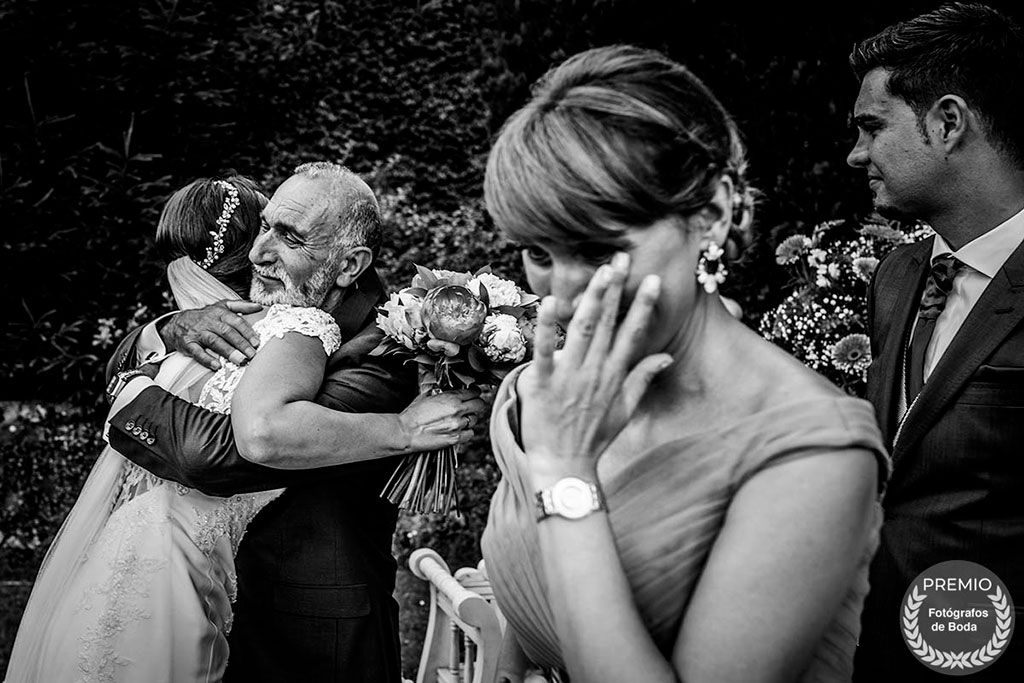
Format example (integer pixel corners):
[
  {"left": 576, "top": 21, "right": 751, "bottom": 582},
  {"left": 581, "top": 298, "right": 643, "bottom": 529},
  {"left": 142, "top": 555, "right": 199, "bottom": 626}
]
[{"left": 3, "top": 1, "right": 1024, "bottom": 681}]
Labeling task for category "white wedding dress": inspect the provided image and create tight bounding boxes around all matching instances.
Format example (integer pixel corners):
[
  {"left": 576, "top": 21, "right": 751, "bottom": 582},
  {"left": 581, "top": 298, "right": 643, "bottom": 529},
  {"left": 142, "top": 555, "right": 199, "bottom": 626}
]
[{"left": 5, "top": 261, "right": 341, "bottom": 683}]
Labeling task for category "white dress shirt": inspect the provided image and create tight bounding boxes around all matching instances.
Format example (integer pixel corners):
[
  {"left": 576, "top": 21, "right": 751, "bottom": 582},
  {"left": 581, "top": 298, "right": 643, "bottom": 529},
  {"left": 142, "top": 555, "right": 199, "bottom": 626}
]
[{"left": 924, "top": 205, "right": 1024, "bottom": 380}]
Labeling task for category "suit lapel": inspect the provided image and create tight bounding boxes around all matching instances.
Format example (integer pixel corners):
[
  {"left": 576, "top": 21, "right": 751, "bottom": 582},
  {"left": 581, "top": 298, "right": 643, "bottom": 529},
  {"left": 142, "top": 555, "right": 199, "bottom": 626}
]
[
  {"left": 332, "top": 267, "right": 386, "bottom": 341},
  {"left": 869, "top": 240, "right": 932, "bottom": 444},
  {"left": 893, "top": 238, "right": 1024, "bottom": 461}
]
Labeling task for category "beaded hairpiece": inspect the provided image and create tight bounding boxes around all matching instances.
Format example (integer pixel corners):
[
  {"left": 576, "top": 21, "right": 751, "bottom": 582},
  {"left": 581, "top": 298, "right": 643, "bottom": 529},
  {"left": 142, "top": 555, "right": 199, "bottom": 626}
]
[{"left": 196, "top": 180, "right": 241, "bottom": 269}]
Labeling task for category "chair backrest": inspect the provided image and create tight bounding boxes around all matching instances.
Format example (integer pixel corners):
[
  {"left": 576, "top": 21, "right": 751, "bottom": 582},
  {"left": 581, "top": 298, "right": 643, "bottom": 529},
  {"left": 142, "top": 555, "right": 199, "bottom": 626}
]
[{"left": 409, "top": 548, "right": 528, "bottom": 683}]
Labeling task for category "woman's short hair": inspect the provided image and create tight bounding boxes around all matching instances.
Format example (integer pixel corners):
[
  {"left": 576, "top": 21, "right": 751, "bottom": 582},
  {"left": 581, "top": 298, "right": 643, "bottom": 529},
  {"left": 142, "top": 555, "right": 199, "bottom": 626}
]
[
  {"left": 155, "top": 175, "right": 267, "bottom": 297},
  {"left": 484, "top": 44, "right": 755, "bottom": 250}
]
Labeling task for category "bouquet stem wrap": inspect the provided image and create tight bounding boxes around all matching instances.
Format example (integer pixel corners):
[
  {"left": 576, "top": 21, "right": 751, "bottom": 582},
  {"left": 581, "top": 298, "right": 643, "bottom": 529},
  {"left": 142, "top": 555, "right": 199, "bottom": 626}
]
[
  {"left": 381, "top": 361, "right": 461, "bottom": 514},
  {"left": 371, "top": 265, "right": 542, "bottom": 515}
]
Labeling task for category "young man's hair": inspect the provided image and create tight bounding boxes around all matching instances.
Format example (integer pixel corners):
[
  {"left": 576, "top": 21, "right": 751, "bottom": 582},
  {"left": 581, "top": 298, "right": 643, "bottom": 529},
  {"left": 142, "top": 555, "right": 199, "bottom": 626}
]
[{"left": 850, "top": 2, "right": 1024, "bottom": 165}]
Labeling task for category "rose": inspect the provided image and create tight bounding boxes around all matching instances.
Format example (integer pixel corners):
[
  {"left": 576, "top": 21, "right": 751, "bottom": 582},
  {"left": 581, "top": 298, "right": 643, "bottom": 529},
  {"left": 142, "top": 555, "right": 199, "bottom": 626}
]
[
  {"left": 467, "top": 272, "right": 523, "bottom": 308},
  {"left": 419, "top": 285, "right": 489, "bottom": 344},
  {"left": 377, "top": 291, "right": 429, "bottom": 350},
  {"left": 481, "top": 313, "right": 528, "bottom": 363}
]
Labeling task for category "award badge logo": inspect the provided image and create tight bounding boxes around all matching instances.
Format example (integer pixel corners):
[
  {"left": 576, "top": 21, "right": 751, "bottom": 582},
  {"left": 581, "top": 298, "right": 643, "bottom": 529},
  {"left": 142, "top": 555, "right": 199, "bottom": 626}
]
[{"left": 901, "top": 560, "right": 1015, "bottom": 675}]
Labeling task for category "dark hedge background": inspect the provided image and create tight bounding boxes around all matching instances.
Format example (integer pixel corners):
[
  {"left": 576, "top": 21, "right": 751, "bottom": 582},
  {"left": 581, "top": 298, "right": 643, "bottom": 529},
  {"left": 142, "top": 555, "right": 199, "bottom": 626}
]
[{"left": 3, "top": 0, "right": 1023, "bottom": 678}]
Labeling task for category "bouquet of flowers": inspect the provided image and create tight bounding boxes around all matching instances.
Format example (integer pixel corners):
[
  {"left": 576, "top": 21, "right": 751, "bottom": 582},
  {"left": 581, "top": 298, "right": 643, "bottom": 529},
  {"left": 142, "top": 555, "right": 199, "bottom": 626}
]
[
  {"left": 760, "top": 215, "right": 933, "bottom": 396},
  {"left": 371, "top": 265, "right": 541, "bottom": 514}
]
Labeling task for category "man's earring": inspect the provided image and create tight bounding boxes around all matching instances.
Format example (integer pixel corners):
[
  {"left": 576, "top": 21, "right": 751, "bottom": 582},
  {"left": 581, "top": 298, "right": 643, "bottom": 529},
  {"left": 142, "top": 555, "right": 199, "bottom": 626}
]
[{"left": 696, "top": 242, "right": 727, "bottom": 294}]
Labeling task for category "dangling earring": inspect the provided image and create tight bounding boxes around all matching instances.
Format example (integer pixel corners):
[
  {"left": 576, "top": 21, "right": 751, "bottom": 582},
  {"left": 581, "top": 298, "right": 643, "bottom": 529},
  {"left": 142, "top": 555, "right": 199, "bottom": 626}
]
[{"left": 696, "top": 242, "right": 727, "bottom": 294}]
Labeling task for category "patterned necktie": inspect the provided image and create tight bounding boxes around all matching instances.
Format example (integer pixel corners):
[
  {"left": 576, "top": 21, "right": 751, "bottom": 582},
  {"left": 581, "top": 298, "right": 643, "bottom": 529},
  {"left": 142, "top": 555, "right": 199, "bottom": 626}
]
[{"left": 906, "top": 253, "right": 965, "bottom": 400}]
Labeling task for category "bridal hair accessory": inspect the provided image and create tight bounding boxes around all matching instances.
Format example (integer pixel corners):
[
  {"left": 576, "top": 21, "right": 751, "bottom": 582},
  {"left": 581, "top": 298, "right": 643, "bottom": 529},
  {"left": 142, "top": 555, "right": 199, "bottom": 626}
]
[
  {"left": 696, "top": 242, "right": 727, "bottom": 293},
  {"left": 197, "top": 180, "right": 240, "bottom": 269}
]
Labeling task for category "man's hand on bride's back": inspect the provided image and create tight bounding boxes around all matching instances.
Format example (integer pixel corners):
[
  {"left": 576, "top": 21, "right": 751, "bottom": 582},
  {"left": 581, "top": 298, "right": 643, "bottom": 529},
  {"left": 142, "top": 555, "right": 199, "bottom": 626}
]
[
  {"left": 398, "top": 388, "right": 487, "bottom": 453},
  {"left": 161, "top": 300, "right": 263, "bottom": 370}
]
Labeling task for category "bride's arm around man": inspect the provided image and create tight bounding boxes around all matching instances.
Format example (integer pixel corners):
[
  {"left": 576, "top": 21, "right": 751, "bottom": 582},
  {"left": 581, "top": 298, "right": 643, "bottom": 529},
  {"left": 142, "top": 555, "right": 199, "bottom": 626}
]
[{"left": 105, "top": 161, "right": 478, "bottom": 682}]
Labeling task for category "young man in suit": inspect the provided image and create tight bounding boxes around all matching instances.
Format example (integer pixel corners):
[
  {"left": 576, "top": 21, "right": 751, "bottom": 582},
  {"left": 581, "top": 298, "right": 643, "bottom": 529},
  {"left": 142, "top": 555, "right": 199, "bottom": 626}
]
[
  {"left": 103, "top": 162, "right": 479, "bottom": 681},
  {"left": 847, "top": 3, "right": 1024, "bottom": 680}
]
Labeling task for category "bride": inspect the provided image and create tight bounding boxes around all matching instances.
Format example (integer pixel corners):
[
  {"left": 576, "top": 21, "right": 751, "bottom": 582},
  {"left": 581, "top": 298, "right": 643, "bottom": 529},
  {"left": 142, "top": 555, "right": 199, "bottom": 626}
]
[{"left": 5, "top": 175, "right": 481, "bottom": 682}]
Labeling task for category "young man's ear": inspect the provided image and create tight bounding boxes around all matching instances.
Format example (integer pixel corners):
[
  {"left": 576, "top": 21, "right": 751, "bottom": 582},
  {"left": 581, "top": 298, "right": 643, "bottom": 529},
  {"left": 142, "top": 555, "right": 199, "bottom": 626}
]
[
  {"left": 929, "top": 94, "right": 969, "bottom": 149},
  {"left": 334, "top": 246, "right": 374, "bottom": 288}
]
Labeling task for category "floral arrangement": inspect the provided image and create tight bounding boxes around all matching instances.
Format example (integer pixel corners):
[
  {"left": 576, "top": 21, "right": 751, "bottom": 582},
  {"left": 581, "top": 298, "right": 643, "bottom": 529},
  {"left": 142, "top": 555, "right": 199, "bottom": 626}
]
[
  {"left": 372, "top": 265, "right": 541, "bottom": 514},
  {"left": 760, "top": 215, "right": 933, "bottom": 396}
]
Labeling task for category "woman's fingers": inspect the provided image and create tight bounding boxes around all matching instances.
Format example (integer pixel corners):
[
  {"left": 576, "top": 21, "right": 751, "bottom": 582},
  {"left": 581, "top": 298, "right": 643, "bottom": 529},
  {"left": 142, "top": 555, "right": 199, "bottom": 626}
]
[
  {"left": 586, "top": 253, "right": 629, "bottom": 366},
  {"left": 607, "top": 274, "right": 661, "bottom": 374},
  {"left": 531, "top": 296, "right": 560, "bottom": 380},
  {"left": 224, "top": 300, "right": 263, "bottom": 315},
  {"left": 426, "top": 338, "right": 461, "bottom": 357},
  {"left": 559, "top": 263, "right": 613, "bottom": 366},
  {"left": 620, "top": 353, "right": 673, "bottom": 417}
]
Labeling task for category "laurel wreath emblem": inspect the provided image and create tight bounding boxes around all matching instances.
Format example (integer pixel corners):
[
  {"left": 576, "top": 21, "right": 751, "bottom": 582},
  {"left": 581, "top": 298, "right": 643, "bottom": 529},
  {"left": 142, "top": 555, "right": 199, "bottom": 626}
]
[{"left": 902, "top": 583, "right": 1013, "bottom": 670}]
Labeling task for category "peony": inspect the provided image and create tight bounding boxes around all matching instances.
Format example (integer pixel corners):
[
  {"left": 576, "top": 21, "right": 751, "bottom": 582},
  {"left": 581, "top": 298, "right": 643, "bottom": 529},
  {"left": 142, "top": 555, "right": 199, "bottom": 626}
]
[
  {"left": 775, "top": 235, "right": 812, "bottom": 265},
  {"left": 377, "top": 291, "right": 428, "bottom": 350},
  {"left": 420, "top": 285, "right": 489, "bottom": 344},
  {"left": 830, "top": 333, "right": 872, "bottom": 373},
  {"left": 480, "top": 313, "right": 527, "bottom": 363},
  {"left": 468, "top": 272, "right": 522, "bottom": 308}
]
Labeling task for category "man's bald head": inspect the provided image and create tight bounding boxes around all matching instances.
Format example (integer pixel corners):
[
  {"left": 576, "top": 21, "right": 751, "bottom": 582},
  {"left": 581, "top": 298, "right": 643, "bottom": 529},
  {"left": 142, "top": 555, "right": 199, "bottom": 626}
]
[{"left": 292, "top": 161, "right": 382, "bottom": 258}]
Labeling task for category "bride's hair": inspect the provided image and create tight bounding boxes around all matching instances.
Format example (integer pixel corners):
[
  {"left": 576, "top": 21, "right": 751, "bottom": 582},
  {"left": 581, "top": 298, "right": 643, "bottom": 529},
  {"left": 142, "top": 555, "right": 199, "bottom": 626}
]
[
  {"left": 484, "top": 44, "right": 756, "bottom": 258},
  {"left": 155, "top": 175, "right": 267, "bottom": 297}
]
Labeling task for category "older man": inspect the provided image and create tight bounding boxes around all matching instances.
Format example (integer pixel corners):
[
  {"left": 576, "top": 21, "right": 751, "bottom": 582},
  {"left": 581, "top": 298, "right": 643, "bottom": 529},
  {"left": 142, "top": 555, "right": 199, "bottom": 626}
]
[{"left": 105, "top": 162, "right": 417, "bottom": 682}]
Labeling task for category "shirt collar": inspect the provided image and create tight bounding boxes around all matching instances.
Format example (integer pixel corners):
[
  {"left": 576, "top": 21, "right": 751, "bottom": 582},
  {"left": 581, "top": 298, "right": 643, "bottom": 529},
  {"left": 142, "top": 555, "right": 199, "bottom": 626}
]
[{"left": 931, "top": 204, "right": 1024, "bottom": 278}]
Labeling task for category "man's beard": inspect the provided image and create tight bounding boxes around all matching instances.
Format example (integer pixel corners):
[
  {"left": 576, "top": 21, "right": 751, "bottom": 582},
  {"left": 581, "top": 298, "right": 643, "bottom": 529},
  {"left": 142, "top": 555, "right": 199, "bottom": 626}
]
[{"left": 250, "top": 260, "right": 339, "bottom": 309}]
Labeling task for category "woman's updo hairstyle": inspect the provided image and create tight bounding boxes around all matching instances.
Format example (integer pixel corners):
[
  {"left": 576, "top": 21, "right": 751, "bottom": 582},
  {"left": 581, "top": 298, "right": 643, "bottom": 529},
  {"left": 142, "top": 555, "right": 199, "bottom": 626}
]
[
  {"left": 155, "top": 175, "right": 267, "bottom": 298},
  {"left": 484, "top": 44, "right": 756, "bottom": 256}
]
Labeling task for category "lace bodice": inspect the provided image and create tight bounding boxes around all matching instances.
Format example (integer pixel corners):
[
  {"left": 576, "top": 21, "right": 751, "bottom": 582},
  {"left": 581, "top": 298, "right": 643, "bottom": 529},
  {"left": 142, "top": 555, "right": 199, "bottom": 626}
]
[
  {"left": 75, "top": 304, "right": 344, "bottom": 679},
  {"left": 113, "top": 304, "right": 341, "bottom": 508},
  {"left": 198, "top": 304, "right": 342, "bottom": 414}
]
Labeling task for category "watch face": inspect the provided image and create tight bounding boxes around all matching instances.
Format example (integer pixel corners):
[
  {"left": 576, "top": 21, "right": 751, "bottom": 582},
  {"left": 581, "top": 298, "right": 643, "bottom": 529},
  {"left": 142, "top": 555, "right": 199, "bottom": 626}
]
[{"left": 552, "top": 478, "right": 596, "bottom": 519}]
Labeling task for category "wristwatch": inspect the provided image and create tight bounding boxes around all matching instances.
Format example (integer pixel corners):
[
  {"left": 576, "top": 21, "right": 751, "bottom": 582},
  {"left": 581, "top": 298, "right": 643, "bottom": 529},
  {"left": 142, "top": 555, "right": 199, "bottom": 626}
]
[
  {"left": 535, "top": 476, "right": 606, "bottom": 522},
  {"left": 106, "top": 368, "right": 150, "bottom": 404}
]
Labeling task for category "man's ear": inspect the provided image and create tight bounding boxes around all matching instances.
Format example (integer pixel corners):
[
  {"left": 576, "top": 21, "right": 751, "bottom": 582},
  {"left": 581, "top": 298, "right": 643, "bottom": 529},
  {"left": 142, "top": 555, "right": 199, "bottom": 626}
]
[
  {"left": 333, "top": 246, "right": 374, "bottom": 288},
  {"left": 928, "top": 94, "right": 970, "bottom": 149}
]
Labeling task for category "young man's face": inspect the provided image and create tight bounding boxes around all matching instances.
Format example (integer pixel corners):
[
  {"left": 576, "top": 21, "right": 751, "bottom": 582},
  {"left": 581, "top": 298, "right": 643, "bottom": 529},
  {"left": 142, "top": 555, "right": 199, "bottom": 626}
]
[{"left": 847, "top": 67, "right": 946, "bottom": 222}]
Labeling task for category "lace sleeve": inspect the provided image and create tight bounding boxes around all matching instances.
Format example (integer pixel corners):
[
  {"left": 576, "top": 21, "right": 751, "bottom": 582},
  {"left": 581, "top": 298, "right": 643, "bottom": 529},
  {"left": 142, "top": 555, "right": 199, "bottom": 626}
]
[{"left": 256, "top": 304, "right": 342, "bottom": 355}]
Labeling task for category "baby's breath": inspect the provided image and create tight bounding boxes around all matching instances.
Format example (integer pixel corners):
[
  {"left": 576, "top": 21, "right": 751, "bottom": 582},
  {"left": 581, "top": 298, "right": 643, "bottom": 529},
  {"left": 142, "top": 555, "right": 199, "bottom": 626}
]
[{"left": 760, "top": 215, "right": 933, "bottom": 396}]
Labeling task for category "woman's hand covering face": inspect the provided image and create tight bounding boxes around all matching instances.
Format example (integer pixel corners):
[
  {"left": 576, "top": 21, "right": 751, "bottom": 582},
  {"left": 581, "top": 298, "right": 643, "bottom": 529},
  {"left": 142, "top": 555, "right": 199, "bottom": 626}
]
[{"left": 518, "top": 252, "right": 672, "bottom": 477}]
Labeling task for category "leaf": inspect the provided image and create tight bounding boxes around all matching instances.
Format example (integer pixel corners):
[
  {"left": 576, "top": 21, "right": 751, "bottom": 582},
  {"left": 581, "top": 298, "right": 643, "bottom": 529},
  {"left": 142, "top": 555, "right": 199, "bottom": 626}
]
[
  {"left": 494, "top": 305, "right": 524, "bottom": 316},
  {"left": 477, "top": 284, "right": 490, "bottom": 308},
  {"left": 450, "top": 369, "right": 476, "bottom": 386},
  {"left": 472, "top": 264, "right": 493, "bottom": 276},
  {"left": 414, "top": 264, "right": 439, "bottom": 289},
  {"left": 404, "top": 287, "right": 428, "bottom": 298},
  {"left": 467, "top": 344, "right": 488, "bottom": 373},
  {"left": 520, "top": 293, "right": 541, "bottom": 306}
]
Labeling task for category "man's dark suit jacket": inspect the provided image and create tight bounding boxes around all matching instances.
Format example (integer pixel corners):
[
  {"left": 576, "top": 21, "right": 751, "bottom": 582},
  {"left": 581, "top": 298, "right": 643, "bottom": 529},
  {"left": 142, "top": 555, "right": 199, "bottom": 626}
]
[
  {"left": 105, "top": 268, "right": 417, "bottom": 683},
  {"left": 854, "top": 236, "right": 1024, "bottom": 682}
]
